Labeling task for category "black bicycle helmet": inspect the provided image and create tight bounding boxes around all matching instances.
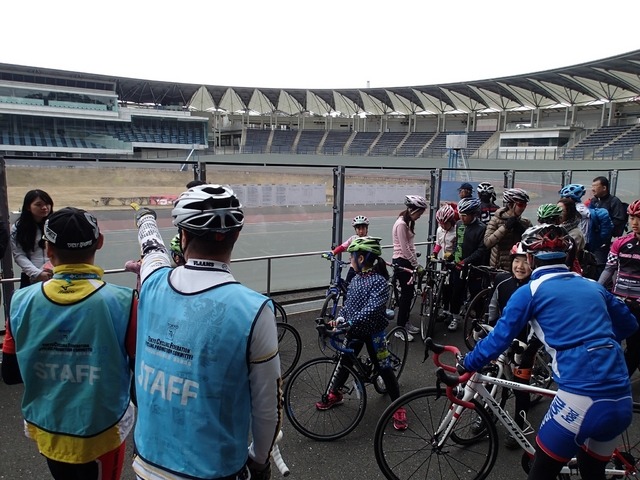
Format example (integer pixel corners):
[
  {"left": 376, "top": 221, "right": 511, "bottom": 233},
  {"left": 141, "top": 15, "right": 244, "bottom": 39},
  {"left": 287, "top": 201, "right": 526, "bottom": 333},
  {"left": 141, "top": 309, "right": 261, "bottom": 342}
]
[{"left": 520, "top": 224, "right": 572, "bottom": 259}]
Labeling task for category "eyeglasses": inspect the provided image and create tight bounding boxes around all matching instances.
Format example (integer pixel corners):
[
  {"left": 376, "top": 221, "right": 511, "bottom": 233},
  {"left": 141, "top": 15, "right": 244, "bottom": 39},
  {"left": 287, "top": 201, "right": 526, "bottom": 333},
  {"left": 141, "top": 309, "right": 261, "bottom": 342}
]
[{"left": 515, "top": 202, "right": 527, "bottom": 208}]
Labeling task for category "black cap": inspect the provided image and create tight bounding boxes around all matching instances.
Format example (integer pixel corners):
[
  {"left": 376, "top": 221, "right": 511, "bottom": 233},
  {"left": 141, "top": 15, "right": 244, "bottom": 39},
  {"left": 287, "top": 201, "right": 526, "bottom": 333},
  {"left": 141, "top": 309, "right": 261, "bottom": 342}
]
[
  {"left": 43, "top": 207, "right": 100, "bottom": 250},
  {"left": 458, "top": 182, "right": 473, "bottom": 191}
]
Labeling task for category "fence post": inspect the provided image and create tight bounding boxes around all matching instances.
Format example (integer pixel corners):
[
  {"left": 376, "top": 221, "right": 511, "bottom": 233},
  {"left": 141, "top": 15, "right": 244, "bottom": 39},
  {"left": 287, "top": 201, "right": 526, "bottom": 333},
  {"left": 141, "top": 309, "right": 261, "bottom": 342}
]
[
  {"left": 0, "top": 156, "right": 14, "bottom": 323},
  {"left": 331, "top": 166, "right": 345, "bottom": 281},
  {"left": 427, "top": 169, "right": 441, "bottom": 255},
  {"left": 503, "top": 170, "right": 515, "bottom": 189},
  {"left": 609, "top": 170, "right": 619, "bottom": 196},
  {"left": 561, "top": 170, "right": 572, "bottom": 188}
]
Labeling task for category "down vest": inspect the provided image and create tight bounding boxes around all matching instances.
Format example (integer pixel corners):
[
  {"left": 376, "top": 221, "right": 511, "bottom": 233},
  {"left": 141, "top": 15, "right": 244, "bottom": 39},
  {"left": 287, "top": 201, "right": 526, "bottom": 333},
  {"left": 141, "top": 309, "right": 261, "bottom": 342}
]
[{"left": 484, "top": 207, "right": 532, "bottom": 270}]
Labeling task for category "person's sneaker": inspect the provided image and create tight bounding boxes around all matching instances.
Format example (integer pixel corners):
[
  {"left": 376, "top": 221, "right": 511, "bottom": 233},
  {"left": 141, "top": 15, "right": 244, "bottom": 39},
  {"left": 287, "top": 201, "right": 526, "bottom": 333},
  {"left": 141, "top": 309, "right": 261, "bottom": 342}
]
[
  {"left": 315, "top": 391, "right": 343, "bottom": 411},
  {"left": 448, "top": 316, "right": 460, "bottom": 331},
  {"left": 394, "top": 330, "right": 414, "bottom": 342},
  {"left": 504, "top": 433, "right": 520, "bottom": 450},
  {"left": 405, "top": 323, "right": 420, "bottom": 334},
  {"left": 393, "top": 407, "right": 408, "bottom": 431}
]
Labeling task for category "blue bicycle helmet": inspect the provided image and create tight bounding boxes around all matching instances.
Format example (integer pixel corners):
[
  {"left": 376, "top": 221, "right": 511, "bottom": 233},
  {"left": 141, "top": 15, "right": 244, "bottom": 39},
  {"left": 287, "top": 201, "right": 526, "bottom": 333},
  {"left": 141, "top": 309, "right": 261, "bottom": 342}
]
[
  {"left": 458, "top": 197, "right": 481, "bottom": 214},
  {"left": 558, "top": 184, "right": 586, "bottom": 202}
]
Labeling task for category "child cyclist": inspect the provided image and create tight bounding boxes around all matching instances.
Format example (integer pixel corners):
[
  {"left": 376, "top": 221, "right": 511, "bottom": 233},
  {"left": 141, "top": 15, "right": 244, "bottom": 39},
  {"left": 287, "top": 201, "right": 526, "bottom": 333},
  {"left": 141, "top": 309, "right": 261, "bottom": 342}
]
[
  {"left": 316, "top": 236, "right": 408, "bottom": 430},
  {"left": 323, "top": 215, "right": 370, "bottom": 286}
]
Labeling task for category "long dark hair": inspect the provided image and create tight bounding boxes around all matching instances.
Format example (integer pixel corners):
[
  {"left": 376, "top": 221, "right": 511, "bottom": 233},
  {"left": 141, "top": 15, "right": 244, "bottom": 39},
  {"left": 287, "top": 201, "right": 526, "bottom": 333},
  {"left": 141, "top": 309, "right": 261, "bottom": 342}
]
[
  {"left": 15, "top": 189, "right": 54, "bottom": 253},
  {"left": 557, "top": 197, "right": 578, "bottom": 223},
  {"left": 399, "top": 209, "right": 416, "bottom": 234}
]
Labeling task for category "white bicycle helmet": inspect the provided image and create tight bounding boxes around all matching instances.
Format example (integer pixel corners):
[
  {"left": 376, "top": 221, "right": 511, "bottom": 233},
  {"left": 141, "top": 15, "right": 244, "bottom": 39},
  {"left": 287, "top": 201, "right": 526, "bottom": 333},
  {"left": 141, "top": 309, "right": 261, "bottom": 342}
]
[
  {"left": 404, "top": 194, "right": 428, "bottom": 210},
  {"left": 172, "top": 184, "right": 244, "bottom": 234},
  {"left": 352, "top": 215, "right": 370, "bottom": 227},
  {"left": 502, "top": 188, "right": 530, "bottom": 205},
  {"left": 477, "top": 182, "right": 495, "bottom": 195}
]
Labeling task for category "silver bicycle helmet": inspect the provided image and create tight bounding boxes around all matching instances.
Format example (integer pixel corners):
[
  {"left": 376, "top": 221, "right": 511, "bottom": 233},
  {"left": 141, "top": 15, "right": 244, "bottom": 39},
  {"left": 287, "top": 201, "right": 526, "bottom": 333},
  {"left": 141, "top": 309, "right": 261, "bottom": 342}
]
[
  {"left": 457, "top": 197, "right": 481, "bottom": 214},
  {"left": 404, "top": 194, "right": 428, "bottom": 210},
  {"left": 172, "top": 184, "right": 244, "bottom": 234},
  {"left": 502, "top": 188, "right": 530, "bottom": 205},
  {"left": 352, "top": 215, "right": 370, "bottom": 227}
]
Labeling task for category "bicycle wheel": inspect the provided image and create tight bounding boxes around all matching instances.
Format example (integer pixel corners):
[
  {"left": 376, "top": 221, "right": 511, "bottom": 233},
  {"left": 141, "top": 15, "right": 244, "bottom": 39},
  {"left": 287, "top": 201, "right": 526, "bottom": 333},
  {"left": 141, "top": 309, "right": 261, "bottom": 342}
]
[
  {"left": 607, "top": 402, "right": 640, "bottom": 478},
  {"left": 374, "top": 387, "right": 499, "bottom": 480},
  {"left": 374, "top": 326, "right": 410, "bottom": 394},
  {"left": 284, "top": 358, "right": 366, "bottom": 441},
  {"left": 318, "top": 293, "right": 340, "bottom": 357},
  {"left": 420, "top": 286, "right": 436, "bottom": 342},
  {"left": 463, "top": 288, "right": 492, "bottom": 351},
  {"left": 529, "top": 349, "right": 554, "bottom": 405},
  {"left": 387, "top": 278, "right": 400, "bottom": 311},
  {"left": 277, "top": 322, "right": 302, "bottom": 379},
  {"left": 273, "top": 300, "right": 288, "bottom": 324}
]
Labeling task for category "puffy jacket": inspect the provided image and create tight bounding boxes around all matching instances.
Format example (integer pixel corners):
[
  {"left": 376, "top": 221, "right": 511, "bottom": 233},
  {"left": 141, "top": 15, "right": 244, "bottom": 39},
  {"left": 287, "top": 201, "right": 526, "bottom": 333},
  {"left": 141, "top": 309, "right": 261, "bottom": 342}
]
[{"left": 484, "top": 207, "right": 532, "bottom": 270}]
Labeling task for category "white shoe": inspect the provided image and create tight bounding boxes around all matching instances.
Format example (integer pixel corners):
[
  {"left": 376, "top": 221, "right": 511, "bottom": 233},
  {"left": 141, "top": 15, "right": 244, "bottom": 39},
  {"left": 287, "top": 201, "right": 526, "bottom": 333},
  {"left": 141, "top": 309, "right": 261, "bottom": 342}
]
[
  {"left": 405, "top": 323, "right": 420, "bottom": 334},
  {"left": 394, "top": 330, "right": 414, "bottom": 342},
  {"left": 448, "top": 317, "right": 460, "bottom": 331}
]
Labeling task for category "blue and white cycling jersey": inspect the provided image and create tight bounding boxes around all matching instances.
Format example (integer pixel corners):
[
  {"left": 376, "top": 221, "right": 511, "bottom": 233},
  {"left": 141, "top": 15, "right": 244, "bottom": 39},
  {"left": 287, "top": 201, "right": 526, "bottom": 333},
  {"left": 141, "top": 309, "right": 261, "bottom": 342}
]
[{"left": 464, "top": 265, "right": 637, "bottom": 397}]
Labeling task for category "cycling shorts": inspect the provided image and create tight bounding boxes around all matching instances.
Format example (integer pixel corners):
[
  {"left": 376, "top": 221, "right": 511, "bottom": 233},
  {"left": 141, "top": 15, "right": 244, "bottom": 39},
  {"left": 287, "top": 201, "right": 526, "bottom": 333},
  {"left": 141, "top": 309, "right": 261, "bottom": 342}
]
[
  {"left": 46, "top": 442, "right": 126, "bottom": 480},
  {"left": 537, "top": 389, "right": 633, "bottom": 462}
]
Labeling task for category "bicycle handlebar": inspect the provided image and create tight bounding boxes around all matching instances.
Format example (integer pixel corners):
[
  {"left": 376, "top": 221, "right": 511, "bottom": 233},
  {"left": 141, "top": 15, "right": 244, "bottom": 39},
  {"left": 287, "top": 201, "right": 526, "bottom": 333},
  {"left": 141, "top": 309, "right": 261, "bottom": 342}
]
[
  {"left": 424, "top": 337, "right": 475, "bottom": 409},
  {"left": 315, "top": 322, "right": 354, "bottom": 354}
]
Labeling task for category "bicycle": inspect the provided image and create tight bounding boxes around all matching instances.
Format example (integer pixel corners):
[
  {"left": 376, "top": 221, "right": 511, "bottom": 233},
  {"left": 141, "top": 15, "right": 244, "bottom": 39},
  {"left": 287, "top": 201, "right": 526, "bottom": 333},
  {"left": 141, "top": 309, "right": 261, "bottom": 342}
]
[
  {"left": 284, "top": 321, "right": 409, "bottom": 441},
  {"left": 373, "top": 338, "right": 640, "bottom": 480},
  {"left": 461, "top": 264, "right": 508, "bottom": 351},
  {"left": 418, "top": 257, "right": 452, "bottom": 341},
  {"left": 317, "top": 253, "right": 351, "bottom": 356}
]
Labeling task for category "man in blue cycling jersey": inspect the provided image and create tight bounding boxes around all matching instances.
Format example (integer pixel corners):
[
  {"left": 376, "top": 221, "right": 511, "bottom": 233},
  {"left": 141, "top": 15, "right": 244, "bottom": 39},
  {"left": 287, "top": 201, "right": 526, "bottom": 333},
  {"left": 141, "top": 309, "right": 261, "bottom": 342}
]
[{"left": 463, "top": 224, "right": 637, "bottom": 480}]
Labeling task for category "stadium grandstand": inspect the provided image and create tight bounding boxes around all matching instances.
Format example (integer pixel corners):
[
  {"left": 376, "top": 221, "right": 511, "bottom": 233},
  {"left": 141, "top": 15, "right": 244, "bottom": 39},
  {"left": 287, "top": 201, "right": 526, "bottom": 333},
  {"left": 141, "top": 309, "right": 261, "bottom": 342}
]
[{"left": 0, "top": 50, "right": 639, "bottom": 161}]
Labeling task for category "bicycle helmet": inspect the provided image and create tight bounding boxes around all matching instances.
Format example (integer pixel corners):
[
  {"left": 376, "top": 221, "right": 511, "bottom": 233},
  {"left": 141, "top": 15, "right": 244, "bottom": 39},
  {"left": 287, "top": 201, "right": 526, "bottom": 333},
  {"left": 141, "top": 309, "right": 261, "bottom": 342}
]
[
  {"left": 169, "top": 234, "right": 183, "bottom": 256},
  {"left": 477, "top": 182, "right": 495, "bottom": 195},
  {"left": 404, "top": 194, "right": 428, "bottom": 210},
  {"left": 346, "top": 236, "right": 382, "bottom": 257},
  {"left": 510, "top": 242, "right": 526, "bottom": 257},
  {"left": 435, "top": 204, "right": 456, "bottom": 224},
  {"left": 536, "top": 203, "right": 563, "bottom": 221},
  {"left": 558, "top": 184, "right": 586, "bottom": 202},
  {"left": 457, "top": 197, "right": 481, "bottom": 214},
  {"left": 172, "top": 184, "right": 244, "bottom": 234},
  {"left": 628, "top": 199, "right": 640, "bottom": 217},
  {"left": 502, "top": 188, "right": 530, "bottom": 205},
  {"left": 352, "top": 215, "right": 370, "bottom": 227},
  {"left": 520, "top": 224, "right": 572, "bottom": 259}
]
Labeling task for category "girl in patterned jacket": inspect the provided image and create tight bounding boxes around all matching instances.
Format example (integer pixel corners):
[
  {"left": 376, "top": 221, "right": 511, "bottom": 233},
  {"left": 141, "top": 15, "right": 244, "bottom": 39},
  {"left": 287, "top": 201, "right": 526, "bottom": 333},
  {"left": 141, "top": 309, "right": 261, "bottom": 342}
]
[{"left": 315, "top": 236, "right": 408, "bottom": 431}]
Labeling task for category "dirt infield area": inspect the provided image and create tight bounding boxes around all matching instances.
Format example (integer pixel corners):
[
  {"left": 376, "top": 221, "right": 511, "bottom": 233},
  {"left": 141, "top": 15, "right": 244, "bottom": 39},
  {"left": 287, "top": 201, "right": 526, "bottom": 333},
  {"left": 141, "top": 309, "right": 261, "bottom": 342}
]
[{"left": 5, "top": 165, "right": 334, "bottom": 212}]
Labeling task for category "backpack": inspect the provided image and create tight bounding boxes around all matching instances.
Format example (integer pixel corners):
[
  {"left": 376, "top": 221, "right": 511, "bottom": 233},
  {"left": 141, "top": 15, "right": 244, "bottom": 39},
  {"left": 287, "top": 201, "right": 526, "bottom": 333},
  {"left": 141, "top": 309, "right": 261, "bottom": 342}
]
[
  {"left": 616, "top": 202, "right": 630, "bottom": 237},
  {"left": 578, "top": 250, "right": 599, "bottom": 280},
  {"left": 587, "top": 205, "right": 613, "bottom": 249}
]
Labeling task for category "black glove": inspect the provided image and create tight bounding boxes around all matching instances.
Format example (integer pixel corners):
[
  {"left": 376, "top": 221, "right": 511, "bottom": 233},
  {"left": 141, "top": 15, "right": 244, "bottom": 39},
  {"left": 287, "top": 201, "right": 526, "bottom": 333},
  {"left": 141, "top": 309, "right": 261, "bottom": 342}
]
[
  {"left": 505, "top": 216, "right": 519, "bottom": 230},
  {"left": 248, "top": 459, "right": 271, "bottom": 480},
  {"left": 456, "top": 354, "right": 468, "bottom": 375},
  {"left": 135, "top": 207, "right": 157, "bottom": 228}
]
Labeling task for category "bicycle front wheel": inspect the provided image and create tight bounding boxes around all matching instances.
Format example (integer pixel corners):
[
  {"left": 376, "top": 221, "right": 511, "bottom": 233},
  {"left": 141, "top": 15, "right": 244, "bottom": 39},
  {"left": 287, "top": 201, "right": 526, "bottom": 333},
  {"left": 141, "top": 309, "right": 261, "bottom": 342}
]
[
  {"left": 273, "top": 300, "right": 288, "bottom": 324},
  {"left": 420, "top": 286, "right": 436, "bottom": 341},
  {"left": 463, "top": 288, "right": 493, "bottom": 351},
  {"left": 277, "top": 322, "right": 302, "bottom": 379},
  {"left": 318, "top": 293, "right": 340, "bottom": 357},
  {"left": 374, "top": 387, "right": 499, "bottom": 480},
  {"left": 284, "top": 358, "right": 366, "bottom": 441},
  {"left": 375, "top": 326, "right": 410, "bottom": 394}
]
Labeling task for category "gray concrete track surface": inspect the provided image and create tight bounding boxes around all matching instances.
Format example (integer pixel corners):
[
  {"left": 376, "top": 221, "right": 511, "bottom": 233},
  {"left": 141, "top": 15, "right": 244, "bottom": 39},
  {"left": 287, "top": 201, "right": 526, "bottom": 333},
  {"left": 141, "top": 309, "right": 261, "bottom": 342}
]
[{"left": 2, "top": 307, "right": 640, "bottom": 479}]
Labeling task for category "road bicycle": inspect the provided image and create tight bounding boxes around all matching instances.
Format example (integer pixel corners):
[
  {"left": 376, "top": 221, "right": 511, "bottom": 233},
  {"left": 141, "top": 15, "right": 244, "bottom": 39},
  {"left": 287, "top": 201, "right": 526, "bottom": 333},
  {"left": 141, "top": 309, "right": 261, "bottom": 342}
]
[
  {"left": 284, "top": 321, "right": 409, "bottom": 441},
  {"left": 317, "top": 253, "right": 351, "bottom": 356},
  {"left": 270, "top": 300, "right": 301, "bottom": 379},
  {"left": 418, "top": 257, "right": 452, "bottom": 341},
  {"left": 373, "top": 338, "right": 640, "bottom": 480},
  {"left": 461, "top": 264, "right": 508, "bottom": 351}
]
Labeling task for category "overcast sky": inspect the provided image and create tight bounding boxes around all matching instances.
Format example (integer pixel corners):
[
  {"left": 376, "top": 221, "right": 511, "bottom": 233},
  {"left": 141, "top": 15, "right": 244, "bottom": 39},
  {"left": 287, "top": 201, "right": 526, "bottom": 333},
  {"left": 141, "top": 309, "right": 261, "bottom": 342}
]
[{"left": 2, "top": 0, "right": 638, "bottom": 89}]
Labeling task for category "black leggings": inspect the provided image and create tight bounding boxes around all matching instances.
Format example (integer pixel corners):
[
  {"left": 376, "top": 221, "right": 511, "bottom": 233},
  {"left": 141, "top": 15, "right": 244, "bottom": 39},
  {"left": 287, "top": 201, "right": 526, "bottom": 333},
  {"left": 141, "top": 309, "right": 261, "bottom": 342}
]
[
  {"left": 527, "top": 443, "right": 609, "bottom": 480},
  {"left": 392, "top": 257, "right": 414, "bottom": 328}
]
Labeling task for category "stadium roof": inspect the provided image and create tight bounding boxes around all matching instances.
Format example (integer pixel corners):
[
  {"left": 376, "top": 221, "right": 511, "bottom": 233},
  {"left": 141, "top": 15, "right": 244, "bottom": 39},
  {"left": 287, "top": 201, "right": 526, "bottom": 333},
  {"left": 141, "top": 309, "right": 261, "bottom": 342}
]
[{"left": 1, "top": 50, "right": 639, "bottom": 116}]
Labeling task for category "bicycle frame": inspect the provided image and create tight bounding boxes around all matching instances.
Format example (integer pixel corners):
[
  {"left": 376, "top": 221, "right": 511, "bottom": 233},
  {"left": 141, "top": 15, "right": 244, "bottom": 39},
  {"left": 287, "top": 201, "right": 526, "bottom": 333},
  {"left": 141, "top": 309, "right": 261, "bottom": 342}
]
[{"left": 432, "top": 347, "right": 638, "bottom": 477}]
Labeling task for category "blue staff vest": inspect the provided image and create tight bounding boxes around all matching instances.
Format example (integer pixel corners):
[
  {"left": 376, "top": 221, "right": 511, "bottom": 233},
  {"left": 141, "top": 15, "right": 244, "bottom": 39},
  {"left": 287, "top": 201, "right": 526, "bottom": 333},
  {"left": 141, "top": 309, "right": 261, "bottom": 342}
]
[
  {"left": 134, "top": 269, "right": 271, "bottom": 479},
  {"left": 10, "top": 283, "right": 134, "bottom": 436}
]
